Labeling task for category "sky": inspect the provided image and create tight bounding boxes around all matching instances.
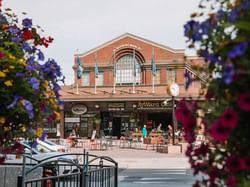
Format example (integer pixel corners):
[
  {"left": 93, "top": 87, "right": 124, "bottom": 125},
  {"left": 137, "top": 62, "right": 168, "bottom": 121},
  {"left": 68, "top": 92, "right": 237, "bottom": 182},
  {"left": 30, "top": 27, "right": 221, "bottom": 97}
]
[{"left": 3, "top": 0, "right": 201, "bottom": 85}]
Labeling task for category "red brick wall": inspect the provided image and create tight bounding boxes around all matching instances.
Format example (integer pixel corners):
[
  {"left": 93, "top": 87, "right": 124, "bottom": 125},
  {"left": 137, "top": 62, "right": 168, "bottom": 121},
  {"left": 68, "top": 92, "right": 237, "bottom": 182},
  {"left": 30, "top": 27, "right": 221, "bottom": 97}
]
[{"left": 74, "top": 35, "right": 201, "bottom": 90}]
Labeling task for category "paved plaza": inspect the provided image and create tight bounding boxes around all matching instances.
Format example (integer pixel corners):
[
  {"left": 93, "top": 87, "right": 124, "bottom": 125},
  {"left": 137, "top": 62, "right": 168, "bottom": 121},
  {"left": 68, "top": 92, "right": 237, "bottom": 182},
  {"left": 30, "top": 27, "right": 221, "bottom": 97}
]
[{"left": 69, "top": 143, "right": 190, "bottom": 169}]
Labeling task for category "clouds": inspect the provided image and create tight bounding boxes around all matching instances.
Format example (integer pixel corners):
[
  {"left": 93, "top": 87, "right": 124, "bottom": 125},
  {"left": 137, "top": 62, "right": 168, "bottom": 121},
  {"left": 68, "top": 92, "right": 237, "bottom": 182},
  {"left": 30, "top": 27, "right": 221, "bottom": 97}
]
[{"left": 3, "top": 0, "right": 200, "bottom": 84}]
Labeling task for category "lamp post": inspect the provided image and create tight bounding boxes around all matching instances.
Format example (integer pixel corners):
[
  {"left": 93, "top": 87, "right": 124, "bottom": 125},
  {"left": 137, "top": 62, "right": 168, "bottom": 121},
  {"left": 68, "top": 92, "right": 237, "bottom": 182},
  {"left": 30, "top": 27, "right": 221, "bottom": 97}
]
[
  {"left": 172, "top": 96, "right": 176, "bottom": 145},
  {"left": 167, "top": 83, "right": 180, "bottom": 145}
]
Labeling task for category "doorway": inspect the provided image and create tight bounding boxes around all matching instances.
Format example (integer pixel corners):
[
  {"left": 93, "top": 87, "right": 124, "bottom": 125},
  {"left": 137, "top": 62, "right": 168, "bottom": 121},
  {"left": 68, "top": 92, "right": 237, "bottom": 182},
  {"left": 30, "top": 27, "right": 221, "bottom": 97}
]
[{"left": 112, "top": 117, "right": 121, "bottom": 138}]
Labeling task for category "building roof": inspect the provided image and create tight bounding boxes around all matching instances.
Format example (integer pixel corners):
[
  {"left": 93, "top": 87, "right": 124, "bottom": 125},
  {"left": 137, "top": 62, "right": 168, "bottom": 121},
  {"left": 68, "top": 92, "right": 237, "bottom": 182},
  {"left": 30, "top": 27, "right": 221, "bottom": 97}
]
[{"left": 60, "top": 84, "right": 202, "bottom": 102}]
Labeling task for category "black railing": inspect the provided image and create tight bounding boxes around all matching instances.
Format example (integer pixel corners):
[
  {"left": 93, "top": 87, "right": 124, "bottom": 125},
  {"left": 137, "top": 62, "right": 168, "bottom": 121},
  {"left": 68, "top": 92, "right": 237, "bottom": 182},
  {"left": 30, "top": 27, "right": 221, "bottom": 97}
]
[{"left": 16, "top": 151, "right": 118, "bottom": 187}]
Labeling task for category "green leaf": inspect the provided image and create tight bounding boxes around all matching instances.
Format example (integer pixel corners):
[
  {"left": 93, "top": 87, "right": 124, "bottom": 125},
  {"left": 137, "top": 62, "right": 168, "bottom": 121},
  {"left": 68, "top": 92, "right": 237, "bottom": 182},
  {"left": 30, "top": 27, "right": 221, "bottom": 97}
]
[{"left": 235, "top": 21, "right": 250, "bottom": 32}]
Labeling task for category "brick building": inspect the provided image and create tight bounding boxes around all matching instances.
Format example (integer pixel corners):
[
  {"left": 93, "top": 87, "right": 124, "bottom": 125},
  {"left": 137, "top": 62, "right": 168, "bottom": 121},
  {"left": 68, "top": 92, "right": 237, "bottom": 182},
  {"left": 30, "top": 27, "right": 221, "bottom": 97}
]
[{"left": 58, "top": 33, "right": 205, "bottom": 139}]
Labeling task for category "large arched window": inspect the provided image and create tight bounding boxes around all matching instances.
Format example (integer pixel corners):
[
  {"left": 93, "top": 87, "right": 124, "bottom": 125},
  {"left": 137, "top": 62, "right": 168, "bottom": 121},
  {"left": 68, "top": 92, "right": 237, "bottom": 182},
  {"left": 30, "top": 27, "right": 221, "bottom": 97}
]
[{"left": 116, "top": 54, "right": 141, "bottom": 85}]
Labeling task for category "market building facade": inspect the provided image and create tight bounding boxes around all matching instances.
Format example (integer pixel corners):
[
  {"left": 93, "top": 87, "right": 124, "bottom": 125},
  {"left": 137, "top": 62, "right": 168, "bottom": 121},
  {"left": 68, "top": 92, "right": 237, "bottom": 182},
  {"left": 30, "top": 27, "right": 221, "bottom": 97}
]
[{"left": 57, "top": 33, "right": 205, "bottom": 139}]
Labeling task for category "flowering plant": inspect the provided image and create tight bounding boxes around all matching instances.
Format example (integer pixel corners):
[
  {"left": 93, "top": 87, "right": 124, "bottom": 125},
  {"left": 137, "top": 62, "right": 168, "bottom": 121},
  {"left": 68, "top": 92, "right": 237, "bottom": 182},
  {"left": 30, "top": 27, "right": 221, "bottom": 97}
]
[
  {"left": 178, "top": 0, "right": 250, "bottom": 186},
  {"left": 0, "top": 5, "right": 64, "bottom": 162}
]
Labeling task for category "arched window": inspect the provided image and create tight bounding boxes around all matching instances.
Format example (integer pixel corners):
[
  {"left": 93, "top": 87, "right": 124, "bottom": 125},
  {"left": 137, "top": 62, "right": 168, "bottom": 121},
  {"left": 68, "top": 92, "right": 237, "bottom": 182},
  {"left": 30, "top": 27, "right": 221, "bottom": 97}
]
[{"left": 116, "top": 54, "right": 141, "bottom": 85}]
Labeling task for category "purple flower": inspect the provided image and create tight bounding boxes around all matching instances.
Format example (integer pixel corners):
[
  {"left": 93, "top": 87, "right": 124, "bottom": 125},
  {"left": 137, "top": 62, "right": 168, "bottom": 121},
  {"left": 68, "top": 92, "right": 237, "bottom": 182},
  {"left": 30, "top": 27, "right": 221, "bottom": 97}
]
[
  {"left": 200, "top": 20, "right": 211, "bottom": 35},
  {"left": 7, "top": 96, "right": 22, "bottom": 109},
  {"left": 22, "top": 18, "right": 32, "bottom": 28},
  {"left": 26, "top": 56, "right": 38, "bottom": 71},
  {"left": 28, "top": 77, "right": 40, "bottom": 90},
  {"left": 8, "top": 27, "right": 20, "bottom": 34},
  {"left": 37, "top": 49, "right": 44, "bottom": 61},
  {"left": 184, "top": 20, "right": 202, "bottom": 42},
  {"left": 200, "top": 50, "right": 222, "bottom": 64},
  {"left": 23, "top": 99, "right": 34, "bottom": 119},
  {"left": 223, "top": 64, "right": 235, "bottom": 85},
  {"left": 16, "top": 72, "right": 25, "bottom": 77},
  {"left": 53, "top": 83, "right": 61, "bottom": 97},
  {"left": 22, "top": 43, "right": 33, "bottom": 52},
  {"left": 228, "top": 9, "right": 239, "bottom": 22},
  {"left": 228, "top": 42, "right": 248, "bottom": 59},
  {"left": 11, "top": 36, "right": 22, "bottom": 43},
  {"left": 41, "top": 59, "right": 62, "bottom": 79},
  {"left": 216, "top": 10, "right": 225, "bottom": 21}
]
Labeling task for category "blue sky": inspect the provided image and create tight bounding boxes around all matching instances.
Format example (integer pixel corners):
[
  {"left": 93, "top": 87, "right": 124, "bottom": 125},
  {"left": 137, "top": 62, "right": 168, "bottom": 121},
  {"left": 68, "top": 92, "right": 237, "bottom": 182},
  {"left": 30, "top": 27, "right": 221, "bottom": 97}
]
[{"left": 3, "top": 0, "right": 200, "bottom": 85}]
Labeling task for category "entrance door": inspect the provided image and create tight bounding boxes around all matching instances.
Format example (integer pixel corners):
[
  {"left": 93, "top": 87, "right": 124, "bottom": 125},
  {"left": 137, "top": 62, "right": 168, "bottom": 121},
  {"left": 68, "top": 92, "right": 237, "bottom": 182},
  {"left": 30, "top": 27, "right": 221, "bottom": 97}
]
[{"left": 112, "top": 117, "right": 121, "bottom": 138}]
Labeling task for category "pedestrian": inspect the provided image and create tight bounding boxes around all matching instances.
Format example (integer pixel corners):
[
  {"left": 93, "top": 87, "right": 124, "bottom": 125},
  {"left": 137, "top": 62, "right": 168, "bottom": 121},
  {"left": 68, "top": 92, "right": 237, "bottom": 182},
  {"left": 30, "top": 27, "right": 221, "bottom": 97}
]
[{"left": 142, "top": 125, "right": 148, "bottom": 138}]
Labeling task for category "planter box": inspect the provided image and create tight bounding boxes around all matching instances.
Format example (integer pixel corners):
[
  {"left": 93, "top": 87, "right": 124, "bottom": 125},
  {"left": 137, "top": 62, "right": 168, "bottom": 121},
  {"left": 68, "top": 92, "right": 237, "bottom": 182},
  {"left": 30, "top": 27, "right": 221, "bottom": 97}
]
[{"left": 156, "top": 144, "right": 182, "bottom": 154}]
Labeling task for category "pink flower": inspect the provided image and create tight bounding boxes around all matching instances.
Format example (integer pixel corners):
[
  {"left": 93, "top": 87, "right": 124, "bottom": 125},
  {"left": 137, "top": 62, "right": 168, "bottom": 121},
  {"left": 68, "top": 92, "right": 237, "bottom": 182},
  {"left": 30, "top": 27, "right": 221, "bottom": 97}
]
[
  {"left": 209, "top": 119, "right": 232, "bottom": 141},
  {"left": 176, "top": 99, "right": 196, "bottom": 129},
  {"left": 244, "top": 157, "right": 250, "bottom": 170},
  {"left": 225, "top": 155, "right": 244, "bottom": 172},
  {"left": 220, "top": 108, "right": 239, "bottom": 129},
  {"left": 194, "top": 143, "right": 209, "bottom": 157},
  {"left": 237, "top": 92, "right": 250, "bottom": 111},
  {"left": 226, "top": 176, "right": 236, "bottom": 187},
  {"left": 208, "top": 167, "right": 220, "bottom": 183},
  {"left": 0, "top": 51, "right": 5, "bottom": 59},
  {"left": 240, "top": 157, "right": 250, "bottom": 170}
]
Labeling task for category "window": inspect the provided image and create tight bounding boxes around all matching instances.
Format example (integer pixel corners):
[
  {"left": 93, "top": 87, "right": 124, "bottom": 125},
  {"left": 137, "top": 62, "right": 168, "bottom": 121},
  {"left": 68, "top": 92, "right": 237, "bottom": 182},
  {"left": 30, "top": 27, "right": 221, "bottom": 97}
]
[
  {"left": 154, "top": 69, "right": 161, "bottom": 84},
  {"left": 82, "top": 72, "right": 90, "bottom": 86},
  {"left": 115, "top": 55, "right": 141, "bottom": 85},
  {"left": 185, "top": 69, "right": 201, "bottom": 88},
  {"left": 96, "top": 71, "right": 104, "bottom": 86},
  {"left": 167, "top": 68, "right": 176, "bottom": 83}
]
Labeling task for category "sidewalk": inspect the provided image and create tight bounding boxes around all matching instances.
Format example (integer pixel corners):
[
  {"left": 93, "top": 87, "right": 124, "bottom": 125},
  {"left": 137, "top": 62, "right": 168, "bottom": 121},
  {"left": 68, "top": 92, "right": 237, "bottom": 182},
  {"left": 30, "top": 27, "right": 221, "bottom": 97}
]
[{"left": 69, "top": 145, "right": 190, "bottom": 169}]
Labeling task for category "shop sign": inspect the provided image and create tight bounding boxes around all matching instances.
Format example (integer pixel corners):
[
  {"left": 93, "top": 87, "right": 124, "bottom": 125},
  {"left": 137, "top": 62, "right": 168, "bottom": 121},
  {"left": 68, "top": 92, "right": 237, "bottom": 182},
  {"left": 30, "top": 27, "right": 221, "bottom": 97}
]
[
  {"left": 72, "top": 104, "right": 87, "bottom": 115},
  {"left": 137, "top": 101, "right": 172, "bottom": 109},
  {"left": 108, "top": 103, "right": 125, "bottom": 111},
  {"left": 65, "top": 117, "right": 80, "bottom": 123}
]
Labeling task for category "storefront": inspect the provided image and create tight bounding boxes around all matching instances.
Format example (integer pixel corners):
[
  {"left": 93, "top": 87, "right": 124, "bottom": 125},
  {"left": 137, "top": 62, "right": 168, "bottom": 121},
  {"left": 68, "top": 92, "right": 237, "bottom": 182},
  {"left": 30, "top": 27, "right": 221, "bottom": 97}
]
[{"left": 61, "top": 99, "right": 176, "bottom": 139}]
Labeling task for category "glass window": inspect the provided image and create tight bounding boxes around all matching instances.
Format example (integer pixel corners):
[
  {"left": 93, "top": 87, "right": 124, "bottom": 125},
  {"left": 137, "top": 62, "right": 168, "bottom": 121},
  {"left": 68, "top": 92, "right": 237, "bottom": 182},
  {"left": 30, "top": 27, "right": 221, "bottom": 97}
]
[
  {"left": 82, "top": 72, "right": 90, "bottom": 86},
  {"left": 167, "top": 68, "right": 176, "bottom": 83},
  {"left": 115, "top": 55, "right": 141, "bottom": 85},
  {"left": 96, "top": 71, "right": 104, "bottom": 86},
  {"left": 154, "top": 69, "right": 161, "bottom": 84}
]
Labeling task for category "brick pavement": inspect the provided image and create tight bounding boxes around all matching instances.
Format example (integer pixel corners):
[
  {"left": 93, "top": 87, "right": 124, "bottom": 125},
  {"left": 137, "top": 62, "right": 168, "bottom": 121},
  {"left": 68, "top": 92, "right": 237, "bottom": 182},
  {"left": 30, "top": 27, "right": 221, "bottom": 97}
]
[{"left": 69, "top": 142, "right": 190, "bottom": 169}]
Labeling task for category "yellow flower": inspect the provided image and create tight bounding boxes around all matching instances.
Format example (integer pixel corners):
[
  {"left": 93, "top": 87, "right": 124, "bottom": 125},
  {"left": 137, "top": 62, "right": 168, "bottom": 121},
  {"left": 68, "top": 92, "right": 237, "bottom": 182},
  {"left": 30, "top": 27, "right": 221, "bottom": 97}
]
[
  {"left": 18, "top": 59, "right": 27, "bottom": 66},
  {"left": 0, "top": 116, "right": 6, "bottom": 125},
  {"left": 43, "top": 80, "right": 49, "bottom": 89},
  {"left": 9, "top": 54, "right": 16, "bottom": 60},
  {"left": 36, "top": 128, "right": 43, "bottom": 138},
  {"left": 3, "top": 69, "right": 9, "bottom": 73},
  {"left": 0, "top": 71, "right": 6, "bottom": 77},
  {"left": 21, "top": 126, "right": 26, "bottom": 132},
  {"left": 54, "top": 112, "right": 61, "bottom": 121},
  {"left": 4, "top": 80, "right": 13, "bottom": 86},
  {"left": 9, "top": 65, "right": 15, "bottom": 69}
]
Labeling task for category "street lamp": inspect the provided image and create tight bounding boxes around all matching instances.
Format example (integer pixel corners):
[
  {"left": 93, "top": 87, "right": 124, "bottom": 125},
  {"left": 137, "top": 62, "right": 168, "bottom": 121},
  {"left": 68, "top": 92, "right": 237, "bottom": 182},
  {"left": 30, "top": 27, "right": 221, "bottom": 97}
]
[{"left": 167, "top": 83, "right": 180, "bottom": 145}]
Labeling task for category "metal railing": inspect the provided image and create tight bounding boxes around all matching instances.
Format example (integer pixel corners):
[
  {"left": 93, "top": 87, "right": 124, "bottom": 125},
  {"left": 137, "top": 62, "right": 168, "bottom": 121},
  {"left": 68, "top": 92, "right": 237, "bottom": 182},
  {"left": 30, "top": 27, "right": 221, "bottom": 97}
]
[{"left": 17, "top": 150, "right": 118, "bottom": 187}]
